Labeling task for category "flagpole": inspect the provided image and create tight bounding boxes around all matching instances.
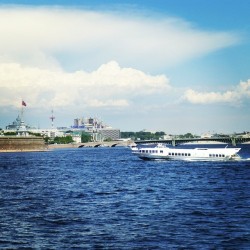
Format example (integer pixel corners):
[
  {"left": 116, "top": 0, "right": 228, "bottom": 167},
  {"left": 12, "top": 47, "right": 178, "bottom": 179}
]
[
  {"left": 21, "top": 100, "right": 24, "bottom": 122},
  {"left": 21, "top": 100, "right": 27, "bottom": 122},
  {"left": 18, "top": 100, "right": 28, "bottom": 136}
]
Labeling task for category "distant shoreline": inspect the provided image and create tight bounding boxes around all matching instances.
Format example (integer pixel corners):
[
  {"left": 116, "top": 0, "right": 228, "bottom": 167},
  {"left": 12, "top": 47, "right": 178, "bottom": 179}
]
[
  {"left": 0, "top": 149, "right": 48, "bottom": 153},
  {"left": 48, "top": 144, "right": 78, "bottom": 149}
]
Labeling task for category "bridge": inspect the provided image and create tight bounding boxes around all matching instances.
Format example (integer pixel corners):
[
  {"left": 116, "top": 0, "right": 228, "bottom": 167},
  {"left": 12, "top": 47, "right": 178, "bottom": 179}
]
[
  {"left": 135, "top": 137, "right": 250, "bottom": 147},
  {"left": 48, "top": 140, "right": 133, "bottom": 150},
  {"left": 47, "top": 137, "right": 250, "bottom": 150},
  {"left": 77, "top": 140, "right": 132, "bottom": 148}
]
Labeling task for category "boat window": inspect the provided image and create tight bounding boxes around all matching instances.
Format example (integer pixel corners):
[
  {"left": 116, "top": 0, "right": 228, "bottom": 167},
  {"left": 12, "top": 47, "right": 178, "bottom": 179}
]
[
  {"left": 182, "top": 153, "right": 184, "bottom": 156},
  {"left": 209, "top": 154, "right": 212, "bottom": 157},
  {"left": 146, "top": 150, "right": 148, "bottom": 153},
  {"left": 188, "top": 153, "right": 191, "bottom": 156},
  {"left": 160, "top": 150, "right": 163, "bottom": 153},
  {"left": 168, "top": 152, "right": 171, "bottom": 155},
  {"left": 175, "top": 153, "right": 178, "bottom": 156},
  {"left": 219, "top": 154, "right": 221, "bottom": 157},
  {"left": 172, "top": 152, "right": 174, "bottom": 156},
  {"left": 216, "top": 154, "right": 218, "bottom": 157},
  {"left": 222, "top": 154, "right": 225, "bottom": 157},
  {"left": 185, "top": 153, "right": 187, "bottom": 156},
  {"left": 178, "top": 153, "right": 181, "bottom": 156}
]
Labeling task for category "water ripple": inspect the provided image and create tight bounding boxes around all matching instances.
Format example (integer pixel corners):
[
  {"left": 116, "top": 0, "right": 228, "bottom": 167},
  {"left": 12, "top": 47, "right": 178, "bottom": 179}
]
[{"left": 0, "top": 145, "right": 250, "bottom": 249}]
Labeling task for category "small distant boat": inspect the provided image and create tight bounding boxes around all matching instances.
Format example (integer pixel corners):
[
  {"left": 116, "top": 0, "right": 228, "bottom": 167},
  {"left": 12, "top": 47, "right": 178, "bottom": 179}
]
[{"left": 134, "top": 144, "right": 241, "bottom": 161}]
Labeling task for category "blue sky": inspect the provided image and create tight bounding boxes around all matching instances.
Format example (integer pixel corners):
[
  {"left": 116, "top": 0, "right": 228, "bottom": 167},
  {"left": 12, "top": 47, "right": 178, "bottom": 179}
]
[{"left": 0, "top": 0, "right": 249, "bottom": 134}]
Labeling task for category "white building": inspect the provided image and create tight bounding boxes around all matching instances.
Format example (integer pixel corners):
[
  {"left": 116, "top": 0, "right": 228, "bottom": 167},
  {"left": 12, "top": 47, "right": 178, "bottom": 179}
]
[
  {"left": 29, "top": 128, "right": 64, "bottom": 138},
  {"left": 72, "top": 135, "right": 81, "bottom": 143}
]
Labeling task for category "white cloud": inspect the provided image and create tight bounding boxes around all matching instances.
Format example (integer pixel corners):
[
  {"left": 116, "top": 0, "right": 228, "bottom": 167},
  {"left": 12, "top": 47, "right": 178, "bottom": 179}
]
[
  {"left": 0, "top": 61, "right": 170, "bottom": 109},
  {"left": 184, "top": 80, "right": 250, "bottom": 105},
  {"left": 88, "top": 99, "right": 129, "bottom": 108},
  {"left": 0, "top": 6, "right": 240, "bottom": 71}
]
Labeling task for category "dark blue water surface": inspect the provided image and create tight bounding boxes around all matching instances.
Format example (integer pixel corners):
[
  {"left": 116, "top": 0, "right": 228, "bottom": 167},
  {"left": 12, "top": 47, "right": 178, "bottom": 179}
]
[{"left": 0, "top": 144, "right": 250, "bottom": 249}]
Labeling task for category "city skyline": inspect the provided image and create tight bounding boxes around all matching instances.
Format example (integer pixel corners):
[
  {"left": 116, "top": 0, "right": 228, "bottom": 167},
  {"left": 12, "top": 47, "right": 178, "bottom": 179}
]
[
  {"left": 5, "top": 109, "right": 249, "bottom": 137},
  {"left": 0, "top": 0, "right": 249, "bottom": 134}
]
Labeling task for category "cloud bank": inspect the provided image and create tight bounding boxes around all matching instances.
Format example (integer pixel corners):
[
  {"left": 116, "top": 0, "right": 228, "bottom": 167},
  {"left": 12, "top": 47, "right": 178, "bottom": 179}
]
[
  {"left": 0, "top": 61, "right": 170, "bottom": 109},
  {"left": 184, "top": 80, "right": 250, "bottom": 105},
  {"left": 0, "top": 5, "right": 246, "bottom": 131},
  {"left": 0, "top": 6, "right": 240, "bottom": 72}
]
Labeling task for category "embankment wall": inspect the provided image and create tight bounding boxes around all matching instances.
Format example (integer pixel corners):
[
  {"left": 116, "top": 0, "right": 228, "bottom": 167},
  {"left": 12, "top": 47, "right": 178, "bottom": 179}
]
[{"left": 0, "top": 136, "right": 47, "bottom": 152}]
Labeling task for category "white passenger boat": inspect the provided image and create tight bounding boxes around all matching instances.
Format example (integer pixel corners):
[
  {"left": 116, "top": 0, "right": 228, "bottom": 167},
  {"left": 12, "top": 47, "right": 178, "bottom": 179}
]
[{"left": 134, "top": 144, "right": 241, "bottom": 161}]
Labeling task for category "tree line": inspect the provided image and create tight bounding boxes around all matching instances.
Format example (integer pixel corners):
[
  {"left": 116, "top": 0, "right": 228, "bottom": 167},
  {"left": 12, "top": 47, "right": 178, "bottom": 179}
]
[
  {"left": 121, "top": 131, "right": 199, "bottom": 140},
  {"left": 121, "top": 131, "right": 166, "bottom": 140}
]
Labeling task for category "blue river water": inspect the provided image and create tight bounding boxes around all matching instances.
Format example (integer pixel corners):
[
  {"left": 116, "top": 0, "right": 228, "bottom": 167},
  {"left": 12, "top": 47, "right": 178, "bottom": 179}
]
[{"left": 0, "top": 144, "right": 250, "bottom": 249}]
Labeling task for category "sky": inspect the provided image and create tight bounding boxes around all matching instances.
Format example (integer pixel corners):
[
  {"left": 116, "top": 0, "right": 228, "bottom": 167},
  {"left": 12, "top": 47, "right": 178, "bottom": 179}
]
[{"left": 0, "top": 0, "right": 249, "bottom": 134}]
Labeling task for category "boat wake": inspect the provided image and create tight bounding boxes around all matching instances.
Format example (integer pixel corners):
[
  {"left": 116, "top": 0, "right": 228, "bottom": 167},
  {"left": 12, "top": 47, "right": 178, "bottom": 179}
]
[{"left": 244, "top": 158, "right": 250, "bottom": 161}]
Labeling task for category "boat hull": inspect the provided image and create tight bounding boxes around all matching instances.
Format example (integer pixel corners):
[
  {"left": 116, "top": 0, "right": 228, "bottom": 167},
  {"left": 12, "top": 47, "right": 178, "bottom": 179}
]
[{"left": 138, "top": 154, "right": 240, "bottom": 161}]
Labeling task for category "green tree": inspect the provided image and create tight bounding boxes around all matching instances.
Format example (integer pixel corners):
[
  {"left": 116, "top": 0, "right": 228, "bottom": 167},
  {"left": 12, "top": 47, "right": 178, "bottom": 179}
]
[
  {"left": 178, "top": 133, "right": 197, "bottom": 139},
  {"left": 54, "top": 135, "right": 74, "bottom": 144},
  {"left": 28, "top": 132, "right": 42, "bottom": 137},
  {"left": 44, "top": 137, "right": 50, "bottom": 144},
  {"left": 4, "top": 132, "right": 17, "bottom": 136},
  {"left": 104, "top": 137, "right": 112, "bottom": 142},
  {"left": 121, "top": 131, "right": 166, "bottom": 140},
  {"left": 81, "top": 132, "right": 91, "bottom": 143}
]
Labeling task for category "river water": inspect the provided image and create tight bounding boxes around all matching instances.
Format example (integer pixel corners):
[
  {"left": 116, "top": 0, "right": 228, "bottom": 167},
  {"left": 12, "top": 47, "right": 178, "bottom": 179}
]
[{"left": 0, "top": 144, "right": 250, "bottom": 249}]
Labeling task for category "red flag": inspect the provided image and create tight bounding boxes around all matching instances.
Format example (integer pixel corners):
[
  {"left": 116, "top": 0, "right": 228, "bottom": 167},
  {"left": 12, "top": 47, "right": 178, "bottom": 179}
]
[{"left": 22, "top": 100, "right": 27, "bottom": 106}]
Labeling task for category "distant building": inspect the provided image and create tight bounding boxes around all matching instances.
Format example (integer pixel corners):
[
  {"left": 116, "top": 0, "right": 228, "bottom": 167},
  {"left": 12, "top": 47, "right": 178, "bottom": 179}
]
[
  {"left": 17, "top": 120, "right": 29, "bottom": 137},
  {"left": 29, "top": 128, "right": 64, "bottom": 138},
  {"left": 201, "top": 133, "right": 212, "bottom": 139},
  {"left": 162, "top": 134, "right": 173, "bottom": 140},
  {"left": 6, "top": 115, "right": 22, "bottom": 130},
  {"left": 99, "top": 128, "right": 120, "bottom": 140},
  {"left": 88, "top": 118, "right": 94, "bottom": 125},
  {"left": 72, "top": 135, "right": 81, "bottom": 143},
  {"left": 239, "top": 132, "right": 250, "bottom": 138},
  {"left": 73, "top": 118, "right": 85, "bottom": 128},
  {"left": 5, "top": 113, "right": 35, "bottom": 137}
]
